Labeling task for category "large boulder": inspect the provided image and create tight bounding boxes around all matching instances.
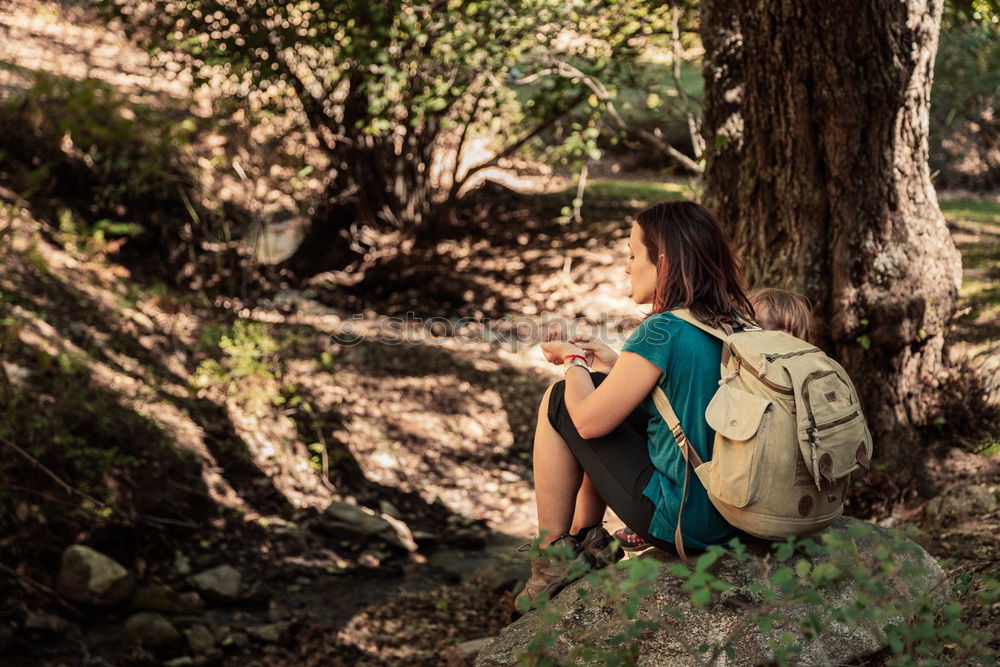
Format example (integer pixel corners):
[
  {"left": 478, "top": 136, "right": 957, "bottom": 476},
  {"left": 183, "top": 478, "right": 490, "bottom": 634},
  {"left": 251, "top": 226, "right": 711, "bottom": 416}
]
[
  {"left": 476, "top": 518, "right": 946, "bottom": 666},
  {"left": 57, "top": 545, "right": 135, "bottom": 606}
]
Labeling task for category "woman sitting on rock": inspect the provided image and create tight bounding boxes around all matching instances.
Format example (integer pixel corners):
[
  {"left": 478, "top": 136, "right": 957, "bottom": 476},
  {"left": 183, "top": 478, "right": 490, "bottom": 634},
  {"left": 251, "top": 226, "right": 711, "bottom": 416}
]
[{"left": 518, "top": 200, "right": 755, "bottom": 609}]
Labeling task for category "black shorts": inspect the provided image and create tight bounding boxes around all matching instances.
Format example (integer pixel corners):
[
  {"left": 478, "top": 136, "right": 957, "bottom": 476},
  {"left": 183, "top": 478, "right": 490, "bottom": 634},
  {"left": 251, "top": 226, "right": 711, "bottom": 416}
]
[{"left": 546, "top": 370, "right": 675, "bottom": 551}]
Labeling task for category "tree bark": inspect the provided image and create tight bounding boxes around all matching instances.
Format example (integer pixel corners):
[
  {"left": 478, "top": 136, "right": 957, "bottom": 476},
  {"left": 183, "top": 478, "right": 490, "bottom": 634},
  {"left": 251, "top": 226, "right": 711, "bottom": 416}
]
[{"left": 701, "top": 0, "right": 962, "bottom": 463}]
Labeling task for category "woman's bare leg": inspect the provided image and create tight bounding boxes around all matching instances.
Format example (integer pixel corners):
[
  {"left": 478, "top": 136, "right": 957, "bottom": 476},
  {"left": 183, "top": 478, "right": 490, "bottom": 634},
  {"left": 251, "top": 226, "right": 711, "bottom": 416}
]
[
  {"left": 533, "top": 383, "right": 583, "bottom": 545},
  {"left": 570, "top": 474, "right": 607, "bottom": 535}
]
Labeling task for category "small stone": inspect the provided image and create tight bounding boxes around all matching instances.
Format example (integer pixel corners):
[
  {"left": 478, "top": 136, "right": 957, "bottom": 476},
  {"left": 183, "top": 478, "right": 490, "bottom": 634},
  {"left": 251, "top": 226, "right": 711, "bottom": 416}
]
[
  {"left": 1, "top": 361, "right": 30, "bottom": 386},
  {"left": 174, "top": 552, "right": 192, "bottom": 576},
  {"left": 925, "top": 484, "right": 1000, "bottom": 527},
  {"left": 57, "top": 545, "right": 135, "bottom": 606},
  {"left": 499, "top": 471, "right": 521, "bottom": 483},
  {"left": 24, "top": 611, "right": 71, "bottom": 634},
  {"left": 184, "top": 624, "right": 215, "bottom": 654},
  {"left": 125, "top": 612, "right": 182, "bottom": 650},
  {"left": 163, "top": 658, "right": 194, "bottom": 667},
  {"left": 358, "top": 552, "right": 381, "bottom": 568},
  {"left": 189, "top": 565, "right": 242, "bottom": 600},
  {"left": 221, "top": 631, "right": 249, "bottom": 649},
  {"left": 379, "top": 500, "right": 402, "bottom": 518},
  {"left": 247, "top": 621, "right": 291, "bottom": 643},
  {"left": 132, "top": 584, "right": 203, "bottom": 614}
]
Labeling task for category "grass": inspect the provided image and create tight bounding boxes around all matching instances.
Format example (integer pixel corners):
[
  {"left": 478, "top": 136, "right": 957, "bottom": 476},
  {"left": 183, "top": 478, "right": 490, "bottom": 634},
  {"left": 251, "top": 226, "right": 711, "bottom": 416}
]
[
  {"left": 977, "top": 441, "right": 1000, "bottom": 458},
  {"left": 940, "top": 200, "right": 1000, "bottom": 226},
  {"left": 585, "top": 179, "right": 692, "bottom": 203},
  {"left": 959, "top": 243, "right": 1000, "bottom": 270},
  {"left": 941, "top": 197, "right": 1000, "bottom": 338}
]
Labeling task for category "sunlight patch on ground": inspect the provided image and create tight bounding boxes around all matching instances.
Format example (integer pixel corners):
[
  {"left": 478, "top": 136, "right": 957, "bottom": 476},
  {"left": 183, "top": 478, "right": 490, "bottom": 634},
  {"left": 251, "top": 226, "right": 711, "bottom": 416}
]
[
  {"left": 943, "top": 198, "right": 1000, "bottom": 408},
  {"left": 585, "top": 179, "right": 692, "bottom": 204},
  {"left": 0, "top": 1, "right": 191, "bottom": 99},
  {"left": 941, "top": 199, "right": 1000, "bottom": 226}
]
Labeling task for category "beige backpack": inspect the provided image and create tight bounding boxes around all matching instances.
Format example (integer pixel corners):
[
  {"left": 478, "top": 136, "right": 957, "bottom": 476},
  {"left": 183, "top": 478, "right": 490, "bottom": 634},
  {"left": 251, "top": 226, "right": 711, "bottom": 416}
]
[{"left": 653, "top": 309, "right": 874, "bottom": 564}]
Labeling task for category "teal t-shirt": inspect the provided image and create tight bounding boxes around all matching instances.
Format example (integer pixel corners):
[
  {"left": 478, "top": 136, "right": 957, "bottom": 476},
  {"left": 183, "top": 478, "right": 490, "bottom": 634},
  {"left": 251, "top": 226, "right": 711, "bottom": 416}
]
[{"left": 620, "top": 311, "right": 735, "bottom": 549}]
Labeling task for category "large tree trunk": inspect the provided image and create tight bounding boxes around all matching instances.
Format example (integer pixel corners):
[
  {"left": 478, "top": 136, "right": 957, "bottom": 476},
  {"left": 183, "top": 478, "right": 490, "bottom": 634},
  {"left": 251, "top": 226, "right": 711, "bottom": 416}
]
[{"left": 701, "top": 0, "right": 962, "bottom": 465}]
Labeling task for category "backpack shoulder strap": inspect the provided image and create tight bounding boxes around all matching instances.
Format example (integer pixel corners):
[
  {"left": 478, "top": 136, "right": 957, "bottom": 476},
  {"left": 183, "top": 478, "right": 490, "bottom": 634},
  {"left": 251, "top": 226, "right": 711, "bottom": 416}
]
[
  {"left": 652, "top": 386, "right": 705, "bottom": 569},
  {"left": 651, "top": 387, "right": 705, "bottom": 469},
  {"left": 670, "top": 308, "right": 729, "bottom": 341},
  {"left": 671, "top": 308, "right": 762, "bottom": 338}
]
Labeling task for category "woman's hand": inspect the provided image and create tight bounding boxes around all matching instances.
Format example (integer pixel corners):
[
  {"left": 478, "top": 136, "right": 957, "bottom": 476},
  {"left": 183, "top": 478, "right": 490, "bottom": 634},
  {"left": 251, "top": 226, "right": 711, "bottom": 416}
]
[
  {"left": 570, "top": 337, "right": 619, "bottom": 373},
  {"left": 539, "top": 340, "right": 586, "bottom": 366}
]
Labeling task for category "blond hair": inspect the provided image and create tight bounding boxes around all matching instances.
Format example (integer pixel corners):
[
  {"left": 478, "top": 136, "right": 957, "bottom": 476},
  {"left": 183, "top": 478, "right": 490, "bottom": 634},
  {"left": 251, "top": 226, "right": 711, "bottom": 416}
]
[{"left": 749, "top": 288, "right": 813, "bottom": 341}]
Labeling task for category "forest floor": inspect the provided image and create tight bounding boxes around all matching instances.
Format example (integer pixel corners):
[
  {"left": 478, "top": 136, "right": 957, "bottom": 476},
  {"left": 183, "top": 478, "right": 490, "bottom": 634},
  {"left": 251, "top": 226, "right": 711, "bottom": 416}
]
[
  {"left": 1, "top": 2, "right": 999, "bottom": 665},
  {"left": 1, "top": 181, "right": 999, "bottom": 666}
]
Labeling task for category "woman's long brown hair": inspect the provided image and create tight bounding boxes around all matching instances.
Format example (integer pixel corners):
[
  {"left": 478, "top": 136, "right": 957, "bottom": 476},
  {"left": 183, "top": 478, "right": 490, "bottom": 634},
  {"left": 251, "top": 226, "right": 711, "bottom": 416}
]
[{"left": 635, "top": 201, "right": 754, "bottom": 328}]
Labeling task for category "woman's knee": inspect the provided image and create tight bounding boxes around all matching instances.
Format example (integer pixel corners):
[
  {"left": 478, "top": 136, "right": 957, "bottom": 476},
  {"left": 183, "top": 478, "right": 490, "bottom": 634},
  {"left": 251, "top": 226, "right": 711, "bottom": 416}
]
[{"left": 539, "top": 379, "right": 565, "bottom": 422}]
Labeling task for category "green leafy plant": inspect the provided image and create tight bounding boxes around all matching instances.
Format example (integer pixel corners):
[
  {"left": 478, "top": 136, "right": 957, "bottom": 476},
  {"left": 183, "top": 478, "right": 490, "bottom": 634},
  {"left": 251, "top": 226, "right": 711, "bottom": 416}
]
[
  {"left": 192, "top": 320, "right": 284, "bottom": 406},
  {"left": 0, "top": 73, "right": 194, "bottom": 226},
  {"left": 519, "top": 525, "right": 998, "bottom": 666}
]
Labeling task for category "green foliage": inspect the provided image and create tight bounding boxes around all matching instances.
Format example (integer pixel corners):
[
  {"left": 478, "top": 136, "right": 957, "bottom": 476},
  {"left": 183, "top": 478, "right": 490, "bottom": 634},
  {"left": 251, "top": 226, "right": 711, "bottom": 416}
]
[
  {"left": 0, "top": 72, "right": 193, "bottom": 231},
  {"left": 56, "top": 207, "right": 144, "bottom": 258},
  {"left": 520, "top": 527, "right": 998, "bottom": 665},
  {"left": 517, "top": 546, "right": 662, "bottom": 666},
  {"left": 931, "top": 4, "right": 1000, "bottom": 187},
  {"left": 193, "top": 320, "right": 285, "bottom": 406},
  {"left": 612, "top": 60, "right": 703, "bottom": 140},
  {"left": 103, "top": 0, "right": 673, "bottom": 231}
]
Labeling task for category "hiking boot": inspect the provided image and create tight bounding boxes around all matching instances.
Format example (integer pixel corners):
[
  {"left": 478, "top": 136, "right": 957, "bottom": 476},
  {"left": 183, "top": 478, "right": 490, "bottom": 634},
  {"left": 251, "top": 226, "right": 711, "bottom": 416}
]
[
  {"left": 576, "top": 525, "right": 624, "bottom": 568},
  {"left": 514, "top": 534, "right": 596, "bottom": 611}
]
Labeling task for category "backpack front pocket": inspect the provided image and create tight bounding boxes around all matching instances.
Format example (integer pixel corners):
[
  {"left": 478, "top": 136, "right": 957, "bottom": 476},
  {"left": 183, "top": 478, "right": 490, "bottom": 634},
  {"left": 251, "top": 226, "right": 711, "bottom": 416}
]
[
  {"left": 802, "top": 405, "right": 871, "bottom": 489},
  {"left": 798, "top": 371, "right": 872, "bottom": 488},
  {"left": 704, "top": 385, "right": 772, "bottom": 508}
]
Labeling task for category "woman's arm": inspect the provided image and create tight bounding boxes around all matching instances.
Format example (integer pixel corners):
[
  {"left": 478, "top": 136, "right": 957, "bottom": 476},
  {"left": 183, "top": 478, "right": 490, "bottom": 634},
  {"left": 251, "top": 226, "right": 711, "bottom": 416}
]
[{"left": 563, "top": 351, "right": 662, "bottom": 439}]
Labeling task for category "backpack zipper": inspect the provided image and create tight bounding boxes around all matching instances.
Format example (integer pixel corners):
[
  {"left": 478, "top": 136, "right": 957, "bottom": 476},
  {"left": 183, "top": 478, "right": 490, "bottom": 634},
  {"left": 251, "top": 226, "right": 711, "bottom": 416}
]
[
  {"left": 814, "top": 410, "right": 861, "bottom": 431},
  {"left": 730, "top": 346, "right": 793, "bottom": 395},
  {"left": 763, "top": 348, "right": 822, "bottom": 362}
]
